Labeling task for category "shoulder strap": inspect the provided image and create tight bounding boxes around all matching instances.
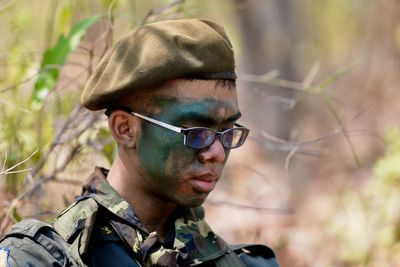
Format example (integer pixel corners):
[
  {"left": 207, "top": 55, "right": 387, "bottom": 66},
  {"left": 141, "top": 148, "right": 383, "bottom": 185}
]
[
  {"left": 228, "top": 244, "right": 279, "bottom": 267},
  {"left": 52, "top": 197, "right": 99, "bottom": 266},
  {"left": 0, "top": 219, "right": 79, "bottom": 266},
  {"left": 2, "top": 219, "right": 52, "bottom": 240},
  {"left": 229, "top": 244, "right": 276, "bottom": 259},
  {"left": 214, "top": 247, "right": 247, "bottom": 267}
]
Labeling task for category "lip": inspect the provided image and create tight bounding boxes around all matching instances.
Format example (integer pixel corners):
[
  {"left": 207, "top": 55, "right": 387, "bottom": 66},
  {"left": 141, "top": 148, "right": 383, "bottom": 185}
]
[{"left": 190, "top": 174, "right": 218, "bottom": 193}]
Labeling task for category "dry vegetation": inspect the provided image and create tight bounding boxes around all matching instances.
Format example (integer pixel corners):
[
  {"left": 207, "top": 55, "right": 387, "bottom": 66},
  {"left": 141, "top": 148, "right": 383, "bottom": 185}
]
[{"left": 1, "top": 0, "right": 399, "bottom": 266}]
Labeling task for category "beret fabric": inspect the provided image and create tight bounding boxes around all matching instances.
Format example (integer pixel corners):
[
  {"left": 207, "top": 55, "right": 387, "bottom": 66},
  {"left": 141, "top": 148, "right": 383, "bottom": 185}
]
[{"left": 81, "top": 18, "right": 236, "bottom": 110}]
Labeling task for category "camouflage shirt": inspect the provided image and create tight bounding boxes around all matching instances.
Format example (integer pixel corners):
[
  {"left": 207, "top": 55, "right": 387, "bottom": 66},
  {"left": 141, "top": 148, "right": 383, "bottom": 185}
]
[
  {"left": 0, "top": 167, "right": 279, "bottom": 267},
  {"left": 79, "top": 167, "right": 231, "bottom": 267}
]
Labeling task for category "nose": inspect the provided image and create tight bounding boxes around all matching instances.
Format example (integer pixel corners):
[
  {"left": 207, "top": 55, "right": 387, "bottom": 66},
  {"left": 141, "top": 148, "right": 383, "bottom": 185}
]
[{"left": 198, "top": 137, "right": 226, "bottom": 163}]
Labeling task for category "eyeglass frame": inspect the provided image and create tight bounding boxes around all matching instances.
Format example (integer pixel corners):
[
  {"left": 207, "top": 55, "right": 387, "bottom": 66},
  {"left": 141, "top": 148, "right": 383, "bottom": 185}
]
[{"left": 129, "top": 111, "right": 249, "bottom": 149}]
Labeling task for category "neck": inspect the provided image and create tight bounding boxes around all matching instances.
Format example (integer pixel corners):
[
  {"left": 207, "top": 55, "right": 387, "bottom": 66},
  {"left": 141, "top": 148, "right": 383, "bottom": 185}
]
[{"left": 107, "top": 150, "right": 177, "bottom": 239}]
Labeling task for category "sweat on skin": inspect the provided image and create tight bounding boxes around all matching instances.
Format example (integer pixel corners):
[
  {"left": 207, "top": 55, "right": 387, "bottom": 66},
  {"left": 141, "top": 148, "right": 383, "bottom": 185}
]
[{"left": 106, "top": 79, "right": 240, "bottom": 239}]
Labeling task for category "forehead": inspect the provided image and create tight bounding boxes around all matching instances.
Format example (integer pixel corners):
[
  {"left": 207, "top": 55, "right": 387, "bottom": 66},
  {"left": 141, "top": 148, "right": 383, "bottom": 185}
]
[{"left": 144, "top": 79, "right": 240, "bottom": 118}]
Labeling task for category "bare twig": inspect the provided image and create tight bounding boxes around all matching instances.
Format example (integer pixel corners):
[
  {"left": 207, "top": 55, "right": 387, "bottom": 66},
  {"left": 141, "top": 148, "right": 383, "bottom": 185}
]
[
  {"left": 2, "top": 169, "right": 33, "bottom": 175},
  {"left": 0, "top": 208, "right": 13, "bottom": 235},
  {"left": 250, "top": 131, "right": 322, "bottom": 156},
  {"left": 0, "top": 150, "right": 38, "bottom": 175},
  {"left": 0, "top": 142, "right": 84, "bottom": 236},
  {"left": 45, "top": 70, "right": 88, "bottom": 104},
  {"left": 228, "top": 164, "right": 274, "bottom": 185},
  {"left": 29, "top": 106, "right": 81, "bottom": 177},
  {"left": 19, "top": 144, "right": 82, "bottom": 201},
  {"left": 250, "top": 107, "right": 382, "bottom": 170},
  {"left": 1, "top": 151, "right": 7, "bottom": 173},
  {"left": 141, "top": 0, "right": 186, "bottom": 25},
  {"left": 0, "top": 72, "right": 40, "bottom": 93},
  {"left": 108, "top": 0, "right": 117, "bottom": 25},
  {"left": 52, "top": 178, "right": 82, "bottom": 186},
  {"left": 0, "top": 64, "right": 63, "bottom": 93},
  {"left": 226, "top": 164, "right": 289, "bottom": 204},
  {"left": 239, "top": 71, "right": 305, "bottom": 91},
  {"left": 207, "top": 199, "right": 294, "bottom": 214},
  {"left": 0, "top": 106, "right": 100, "bottom": 234},
  {"left": 285, "top": 145, "right": 300, "bottom": 171},
  {"left": 0, "top": 98, "right": 32, "bottom": 114},
  {"left": 241, "top": 59, "right": 364, "bottom": 167},
  {"left": 302, "top": 62, "right": 320, "bottom": 87},
  {"left": 0, "top": 0, "right": 220, "bottom": 234}
]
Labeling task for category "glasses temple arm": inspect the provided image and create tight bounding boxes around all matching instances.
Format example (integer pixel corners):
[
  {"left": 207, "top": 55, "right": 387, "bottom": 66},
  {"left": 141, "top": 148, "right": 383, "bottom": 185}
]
[{"left": 132, "top": 112, "right": 182, "bottom": 133}]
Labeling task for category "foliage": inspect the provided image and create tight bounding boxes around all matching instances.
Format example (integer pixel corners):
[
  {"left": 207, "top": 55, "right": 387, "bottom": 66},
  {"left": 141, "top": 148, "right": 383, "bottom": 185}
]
[
  {"left": 0, "top": 0, "right": 190, "bottom": 233},
  {"left": 366, "top": 127, "right": 400, "bottom": 265},
  {"left": 1, "top": 1, "right": 400, "bottom": 266},
  {"left": 31, "top": 16, "right": 99, "bottom": 109},
  {"left": 321, "top": 127, "right": 400, "bottom": 266}
]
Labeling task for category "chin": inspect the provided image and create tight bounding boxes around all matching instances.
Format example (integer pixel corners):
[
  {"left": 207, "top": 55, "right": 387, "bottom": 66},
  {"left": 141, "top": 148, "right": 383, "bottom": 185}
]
[
  {"left": 184, "top": 201, "right": 205, "bottom": 208},
  {"left": 178, "top": 194, "right": 208, "bottom": 208}
]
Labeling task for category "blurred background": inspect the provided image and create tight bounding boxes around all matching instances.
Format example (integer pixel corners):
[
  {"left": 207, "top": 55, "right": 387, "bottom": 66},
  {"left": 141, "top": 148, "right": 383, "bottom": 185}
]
[{"left": 1, "top": 0, "right": 400, "bottom": 266}]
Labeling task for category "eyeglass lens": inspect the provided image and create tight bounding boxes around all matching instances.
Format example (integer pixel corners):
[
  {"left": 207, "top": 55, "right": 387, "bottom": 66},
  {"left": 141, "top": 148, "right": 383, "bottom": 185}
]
[{"left": 185, "top": 128, "right": 248, "bottom": 149}]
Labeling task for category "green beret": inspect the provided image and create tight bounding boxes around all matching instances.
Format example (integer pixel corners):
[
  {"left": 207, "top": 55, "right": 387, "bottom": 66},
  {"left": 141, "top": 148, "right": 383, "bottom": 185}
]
[{"left": 81, "top": 18, "right": 236, "bottom": 110}]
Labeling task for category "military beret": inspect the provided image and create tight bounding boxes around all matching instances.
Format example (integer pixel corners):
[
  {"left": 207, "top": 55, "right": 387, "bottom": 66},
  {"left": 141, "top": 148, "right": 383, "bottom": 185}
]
[{"left": 81, "top": 18, "right": 236, "bottom": 110}]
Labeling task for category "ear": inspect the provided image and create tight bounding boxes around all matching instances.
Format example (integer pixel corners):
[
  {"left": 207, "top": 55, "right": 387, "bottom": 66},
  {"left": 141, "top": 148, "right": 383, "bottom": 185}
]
[{"left": 108, "top": 110, "right": 139, "bottom": 148}]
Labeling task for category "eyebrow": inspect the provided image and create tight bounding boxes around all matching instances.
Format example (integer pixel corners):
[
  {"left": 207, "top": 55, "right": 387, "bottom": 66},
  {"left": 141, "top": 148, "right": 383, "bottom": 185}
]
[{"left": 176, "top": 111, "right": 242, "bottom": 125}]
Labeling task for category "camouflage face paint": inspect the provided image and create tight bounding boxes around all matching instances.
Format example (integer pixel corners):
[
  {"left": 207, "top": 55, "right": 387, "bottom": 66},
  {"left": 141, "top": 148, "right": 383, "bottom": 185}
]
[{"left": 135, "top": 80, "right": 239, "bottom": 208}]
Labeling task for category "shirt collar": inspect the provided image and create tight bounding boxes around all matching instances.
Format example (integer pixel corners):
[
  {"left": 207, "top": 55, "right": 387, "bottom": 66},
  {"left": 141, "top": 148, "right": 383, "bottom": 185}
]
[{"left": 82, "top": 167, "right": 228, "bottom": 266}]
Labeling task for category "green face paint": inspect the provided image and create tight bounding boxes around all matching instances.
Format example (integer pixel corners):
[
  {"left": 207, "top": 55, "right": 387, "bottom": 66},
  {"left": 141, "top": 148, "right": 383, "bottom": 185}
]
[{"left": 135, "top": 92, "right": 240, "bottom": 208}]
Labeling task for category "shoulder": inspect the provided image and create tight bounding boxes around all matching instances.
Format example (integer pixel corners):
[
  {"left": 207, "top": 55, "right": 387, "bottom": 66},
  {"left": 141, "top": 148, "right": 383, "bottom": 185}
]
[
  {"left": 0, "top": 219, "right": 76, "bottom": 267},
  {"left": 54, "top": 197, "right": 141, "bottom": 267},
  {"left": 53, "top": 196, "right": 99, "bottom": 242}
]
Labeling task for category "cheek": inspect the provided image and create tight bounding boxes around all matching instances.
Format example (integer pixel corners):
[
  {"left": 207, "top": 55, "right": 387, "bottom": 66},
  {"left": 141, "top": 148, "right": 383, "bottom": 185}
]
[
  {"left": 164, "top": 147, "right": 196, "bottom": 178},
  {"left": 137, "top": 125, "right": 197, "bottom": 180}
]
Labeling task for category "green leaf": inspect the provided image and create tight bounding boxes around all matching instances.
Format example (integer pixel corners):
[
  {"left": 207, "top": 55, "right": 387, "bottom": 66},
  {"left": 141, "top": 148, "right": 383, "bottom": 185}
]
[
  {"left": 56, "top": 4, "right": 73, "bottom": 34},
  {"left": 12, "top": 207, "right": 22, "bottom": 222},
  {"left": 31, "top": 15, "right": 100, "bottom": 110},
  {"left": 103, "top": 143, "right": 117, "bottom": 165},
  {"left": 68, "top": 16, "right": 100, "bottom": 47}
]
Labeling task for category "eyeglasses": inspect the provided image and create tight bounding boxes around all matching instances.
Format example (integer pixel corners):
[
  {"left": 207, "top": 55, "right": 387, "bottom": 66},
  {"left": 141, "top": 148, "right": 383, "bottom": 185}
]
[{"left": 131, "top": 112, "right": 249, "bottom": 149}]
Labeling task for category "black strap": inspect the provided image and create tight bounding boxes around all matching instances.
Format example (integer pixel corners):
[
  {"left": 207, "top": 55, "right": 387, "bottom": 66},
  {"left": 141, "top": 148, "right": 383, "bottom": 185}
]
[{"left": 229, "top": 243, "right": 276, "bottom": 259}]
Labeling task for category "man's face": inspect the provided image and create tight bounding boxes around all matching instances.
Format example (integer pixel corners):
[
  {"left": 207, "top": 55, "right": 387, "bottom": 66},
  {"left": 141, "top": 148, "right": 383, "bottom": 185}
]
[{"left": 135, "top": 79, "right": 240, "bottom": 207}]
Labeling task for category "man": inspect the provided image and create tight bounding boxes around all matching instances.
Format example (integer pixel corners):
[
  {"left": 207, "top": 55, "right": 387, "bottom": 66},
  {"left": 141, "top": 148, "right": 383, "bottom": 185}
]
[{"left": 0, "top": 19, "right": 278, "bottom": 266}]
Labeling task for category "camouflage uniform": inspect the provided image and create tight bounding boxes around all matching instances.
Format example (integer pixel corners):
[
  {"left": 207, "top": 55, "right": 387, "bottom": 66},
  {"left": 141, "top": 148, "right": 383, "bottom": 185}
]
[
  {"left": 0, "top": 19, "right": 280, "bottom": 266},
  {"left": 0, "top": 167, "right": 278, "bottom": 266}
]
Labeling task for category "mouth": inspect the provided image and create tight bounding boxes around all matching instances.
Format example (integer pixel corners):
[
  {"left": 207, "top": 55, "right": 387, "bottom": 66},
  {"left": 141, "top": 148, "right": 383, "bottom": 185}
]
[{"left": 190, "top": 173, "right": 218, "bottom": 193}]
